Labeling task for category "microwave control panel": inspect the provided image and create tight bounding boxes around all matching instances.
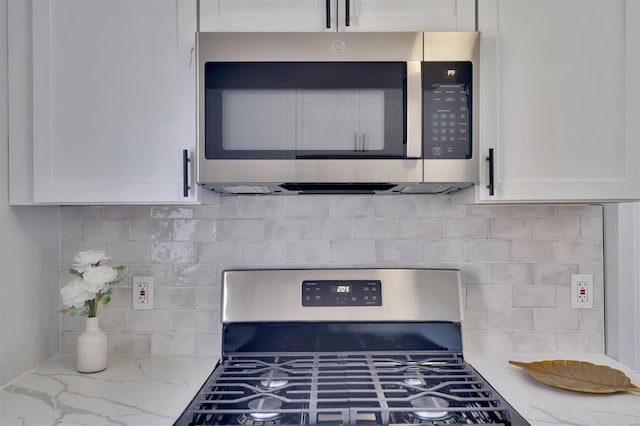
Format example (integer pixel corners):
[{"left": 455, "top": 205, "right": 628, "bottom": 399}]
[
  {"left": 302, "top": 280, "right": 381, "bottom": 307},
  {"left": 423, "top": 61, "right": 472, "bottom": 159}
]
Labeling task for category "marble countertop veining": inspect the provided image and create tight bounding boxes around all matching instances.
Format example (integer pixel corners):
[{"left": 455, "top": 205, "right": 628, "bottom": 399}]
[{"left": 1, "top": 353, "right": 639, "bottom": 426}]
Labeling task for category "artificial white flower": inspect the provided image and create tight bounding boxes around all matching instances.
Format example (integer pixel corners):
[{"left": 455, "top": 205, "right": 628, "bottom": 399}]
[
  {"left": 72, "top": 250, "right": 110, "bottom": 272},
  {"left": 61, "top": 278, "right": 95, "bottom": 308},
  {"left": 83, "top": 265, "right": 118, "bottom": 293}
]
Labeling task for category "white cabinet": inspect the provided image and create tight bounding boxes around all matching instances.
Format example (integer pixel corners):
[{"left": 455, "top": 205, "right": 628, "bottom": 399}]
[
  {"left": 30, "top": 0, "right": 197, "bottom": 203},
  {"left": 478, "top": 0, "right": 640, "bottom": 202},
  {"left": 200, "top": 0, "right": 474, "bottom": 32}
]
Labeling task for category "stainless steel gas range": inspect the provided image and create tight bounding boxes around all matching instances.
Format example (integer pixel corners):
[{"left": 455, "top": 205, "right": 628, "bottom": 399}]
[{"left": 175, "top": 269, "right": 529, "bottom": 426}]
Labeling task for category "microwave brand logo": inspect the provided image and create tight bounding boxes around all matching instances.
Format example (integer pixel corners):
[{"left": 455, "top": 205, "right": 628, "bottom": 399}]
[
  {"left": 332, "top": 40, "right": 346, "bottom": 53},
  {"left": 447, "top": 69, "right": 456, "bottom": 76}
]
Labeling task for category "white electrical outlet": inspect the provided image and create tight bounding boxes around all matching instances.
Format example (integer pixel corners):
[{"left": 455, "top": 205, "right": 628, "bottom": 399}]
[
  {"left": 132, "top": 276, "right": 153, "bottom": 310},
  {"left": 571, "top": 274, "right": 593, "bottom": 309}
]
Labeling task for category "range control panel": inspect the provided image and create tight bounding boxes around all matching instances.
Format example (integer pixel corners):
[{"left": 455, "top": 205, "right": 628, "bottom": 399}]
[
  {"left": 302, "top": 280, "right": 382, "bottom": 307},
  {"left": 423, "top": 61, "right": 473, "bottom": 159}
]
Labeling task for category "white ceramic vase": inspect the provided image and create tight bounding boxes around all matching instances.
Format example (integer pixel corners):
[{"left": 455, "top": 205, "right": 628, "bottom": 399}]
[{"left": 77, "top": 317, "right": 108, "bottom": 373}]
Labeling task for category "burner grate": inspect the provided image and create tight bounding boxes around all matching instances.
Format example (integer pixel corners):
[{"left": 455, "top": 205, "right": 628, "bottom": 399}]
[{"left": 177, "top": 351, "right": 522, "bottom": 425}]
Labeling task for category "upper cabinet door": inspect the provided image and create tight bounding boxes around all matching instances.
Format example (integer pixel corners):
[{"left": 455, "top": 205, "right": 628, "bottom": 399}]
[
  {"left": 478, "top": 0, "right": 640, "bottom": 202},
  {"left": 32, "top": 0, "right": 198, "bottom": 203},
  {"left": 200, "top": 0, "right": 335, "bottom": 32},
  {"left": 200, "top": 0, "right": 474, "bottom": 32},
  {"left": 336, "top": 0, "right": 475, "bottom": 31}
]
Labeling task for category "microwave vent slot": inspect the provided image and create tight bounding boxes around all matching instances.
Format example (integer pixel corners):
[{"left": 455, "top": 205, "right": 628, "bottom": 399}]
[{"left": 280, "top": 183, "right": 397, "bottom": 194}]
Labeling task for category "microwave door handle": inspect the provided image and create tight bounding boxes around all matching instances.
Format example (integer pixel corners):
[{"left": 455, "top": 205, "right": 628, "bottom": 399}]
[
  {"left": 345, "top": 0, "right": 350, "bottom": 26},
  {"left": 406, "top": 61, "right": 422, "bottom": 159},
  {"left": 362, "top": 133, "right": 366, "bottom": 152}
]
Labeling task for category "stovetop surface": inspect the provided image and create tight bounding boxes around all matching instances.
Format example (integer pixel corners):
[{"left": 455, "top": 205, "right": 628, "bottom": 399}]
[{"left": 175, "top": 351, "right": 529, "bottom": 426}]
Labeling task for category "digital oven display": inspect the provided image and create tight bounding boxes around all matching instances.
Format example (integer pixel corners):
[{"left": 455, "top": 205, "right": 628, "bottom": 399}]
[{"left": 302, "top": 280, "right": 381, "bottom": 307}]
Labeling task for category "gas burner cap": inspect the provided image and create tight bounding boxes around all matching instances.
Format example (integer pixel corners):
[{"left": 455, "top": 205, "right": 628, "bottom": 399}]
[
  {"left": 403, "top": 373, "right": 425, "bottom": 386},
  {"left": 410, "top": 396, "right": 450, "bottom": 420},
  {"left": 259, "top": 371, "right": 289, "bottom": 389},
  {"left": 248, "top": 396, "right": 283, "bottom": 420}
]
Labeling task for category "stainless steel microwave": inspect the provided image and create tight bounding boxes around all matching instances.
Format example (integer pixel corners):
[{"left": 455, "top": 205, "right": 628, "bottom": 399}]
[{"left": 196, "top": 32, "right": 479, "bottom": 194}]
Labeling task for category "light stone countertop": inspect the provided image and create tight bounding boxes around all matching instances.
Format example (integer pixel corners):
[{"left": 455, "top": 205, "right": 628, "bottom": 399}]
[{"left": 1, "top": 353, "right": 639, "bottom": 426}]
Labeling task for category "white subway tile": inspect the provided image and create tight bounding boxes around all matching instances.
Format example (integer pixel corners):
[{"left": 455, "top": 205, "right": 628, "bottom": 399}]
[
  {"left": 462, "top": 331, "right": 512, "bottom": 354},
  {"left": 353, "top": 218, "right": 399, "bottom": 239},
  {"left": 374, "top": 195, "right": 419, "bottom": 217},
  {"left": 534, "top": 309, "right": 580, "bottom": 331},
  {"left": 174, "top": 264, "right": 216, "bottom": 287},
  {"left": 194, "top": 197, "right": 238, "bottom": 219},
  {"left": 195, "top": 287, "right": 221, "bottom": 311},
  {"left": 513, "top": 332, "right": 556, "bottom": 352},
  {"left": 449, "top": 263, "right": 489, "bottom": 285},
  {"left": 555, "top": 205, "right": 603, "bottom": 217},
  {"left": 462, "top": 309, "right": 487, "bottom": 330},
  {"left": 511, "top": 205, "right": 555, "bottom": 217},
  {"left": 466, "top": 240, "right": 510, "bottom": 262},
  {"left": 330, "top": 240, "right": 376, "bottom": 263},
  {"left": 126, "top": 264, "right": 172, "bottom": 288},
  {"left": 285, "top": 196, "right": 329, "bottom": 217},
  {"left": 106, "top": 241, "right": 150, "bottom": 264},
  {"left": 286, "top": 241, "right": 330, "bottom": 263},
  {"left": 305, "top": 218, "right": 352, "bottom": 240},
  {"left": 555, "top": 240, "right": 603, "bottom": 262},
  {"left": 151, "top": 333, "right": 195, "bottom": 355},
  {"left": 101, "top": 287, "right": 133, "bottom": 310},
  {"left": 108, "top": 334, "right": 151, "bottom": 355},
  {"left": 556, "top": 285, "right": 571, "bottom": 308},
  {"left": 61, "top": 315, "right": 83, "bottom": 332},
  {"left": 238, "top": 196, "right": 284, "bottom": 218},
  {"left": 487, "top": 309, "right": 533, "bottom": 331},
  {"left": 512, "top": 286, "right": 556, "bottom": 308},
  {"left": 61, "top": 242, "right": 105, "bottom": 264},
  {"left": 264, "top": 218, "right": 308, "bottom": 240},
  {"left": 416, "top": 195, "right": 465, "bottom": 217},
  {"left": 61, "top": 206, "right": 104, "bottom": 219},
  {"left": 534, "top": 263, "right": 578, "bottom": 285},
  {"left": 154, "top": 288, "right": 196, "bottom": 310},
  {"left": 83, "top": 219, "right": 127, "bottom": 241},
  {"left": 421, "top": 240, "right": 465, "bottom": 262},
  {"left": 174, "top": 311, "right": 219, "bottom": 332},
  {"left": 130, "top": 311, "right": 173, "bottom": 332},
  {"left": 61, "top": 219, "right": 83, "bottom": 241},
  {"left": 466, "top": 286, "right": 511, "bottom": 309},
  {"left": 465, "top": 205, "right": 511, "bottom": 217},
  {"left": 556, "top": 332, "right": 603, "bottom": 353},
  {"left": 511, "top": 240, "right": 554, "bottom": 262},
  {"left": 580, "top": 310, "right": 604, "bottom": 331},
  {"left": 196, "top": 334, "right": 222, "bottom": 356},
  {"left": 241, "top": 242, "right": 285, "bottom": 264},
  {"left": 375, "top": 240, "right": 420, "bottom": 263},
  {"left": 216, "top": 220, "right": 264, "bottom": 241},
  {"left": 533, "top": 217, "right": 580, "bottom": 239},
  {"left": 61, "top": 333, "right": 78, "bottom": 354},
  {"left": 173, "top": 220, "right": 216, "bottom": 241},
  {"left": 489, "top": 264, "right": 534, "bottom": 285},
  {"left": 128, "top": 220, "right": 172, "bottom": 241},
  {"left": 580, "top": 217, "right": 604, "bottom": 240},
  {"left": 99, "top": 310, "right": 129, "bottom": 332},
  {"left": 151, "top": 242, "right": 195, "bottom": 264},
  {"left": 329, "top": 195, "right": 373, "bottom": 217},
  {"left": 150, "top": 207, "right": 194, "bottom": 219},
  {"left": 398, "top": 218, "right": 442, "bottom": 239},
  {"left": 578, "top": 263, "right": 604, "bottom": 286},
  {"left": 104, "top": 206, "right": 150, "bottom": 219},
  {"left": 198, "top": 242, "right": 242, "bottom": 264},
  {"left": 443, "top": 218, "right": 489, "bottom": 239},
  {"left": 489, "top": 218, "right": 533, "bottom": 239}
]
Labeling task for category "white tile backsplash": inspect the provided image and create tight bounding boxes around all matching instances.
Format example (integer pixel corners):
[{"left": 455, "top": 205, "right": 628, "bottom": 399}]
[{"left": 59, "top": 196, "right": 604, "bottom": 356}]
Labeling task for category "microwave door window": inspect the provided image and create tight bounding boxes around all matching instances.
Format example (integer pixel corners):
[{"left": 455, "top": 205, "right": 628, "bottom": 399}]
[{"left": 203, "top": 62, "right": 407, "bottom": 160}]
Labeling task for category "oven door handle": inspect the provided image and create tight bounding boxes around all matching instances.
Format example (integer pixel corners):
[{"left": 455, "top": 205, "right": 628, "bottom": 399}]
[{"left": 406, "top": 61, "right": 422, "bottom": 159}]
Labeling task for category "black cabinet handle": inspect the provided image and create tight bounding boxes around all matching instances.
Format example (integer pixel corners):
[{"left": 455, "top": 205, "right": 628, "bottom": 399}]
[
  {"left": 182, "top": 149, "right": 191, "bottom": 197},
  {"left": 325, "top": 0, "right": 331, "bottom": 28},
  {"left": 345, "top": 0, "right": 350, "bottom": 26},
  {"left": 486, "top": 148, "right": 495, "bottom": 196}
]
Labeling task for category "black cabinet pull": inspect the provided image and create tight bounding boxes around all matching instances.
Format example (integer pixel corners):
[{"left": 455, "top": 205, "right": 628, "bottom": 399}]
[
  {"left": 182, "top": 149, "right": 191, "bottom": 197},
  {"left": 325, "top": 0, "right": 331, "bottom": 28},
  {"left": 486, "top": 148, "right": 495, "bottom": 196},
  {"left": 345, "top": 0, "right": 350, "bottom": 26}
]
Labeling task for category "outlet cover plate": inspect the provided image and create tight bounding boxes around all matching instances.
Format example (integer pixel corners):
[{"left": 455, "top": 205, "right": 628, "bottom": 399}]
[
  {"left": 571, "top": 274, "right": 593, "bottom": 309},
  {"left": 132, "top": 276, "right": 154, "bottom": 310}
]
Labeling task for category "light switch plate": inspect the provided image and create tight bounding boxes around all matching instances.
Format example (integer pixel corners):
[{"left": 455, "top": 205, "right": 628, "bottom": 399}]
[{"left": 571, "top": 274, "right": 593, "bottom": 309}]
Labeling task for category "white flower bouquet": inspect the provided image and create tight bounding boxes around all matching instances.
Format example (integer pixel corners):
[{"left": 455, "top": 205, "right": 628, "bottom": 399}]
[{"left": 60, "top": 250, "right": 126, "bottom": 317}]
